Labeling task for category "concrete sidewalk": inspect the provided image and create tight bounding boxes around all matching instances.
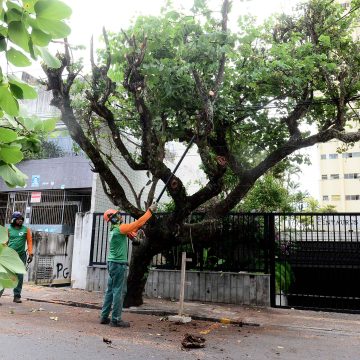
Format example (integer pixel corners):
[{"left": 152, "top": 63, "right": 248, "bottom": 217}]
[{"left": 8, "top": 284, "right": 360, "bottom": 335}]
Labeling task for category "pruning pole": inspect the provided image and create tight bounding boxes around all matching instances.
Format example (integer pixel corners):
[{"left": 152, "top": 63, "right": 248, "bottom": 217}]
[{"left": 156, "top": 134, "right": 196, "bottom": 203}]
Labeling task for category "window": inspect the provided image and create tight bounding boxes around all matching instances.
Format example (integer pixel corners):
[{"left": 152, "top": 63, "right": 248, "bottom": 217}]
[
  {"left": 345, "top": 195, "right": 360, "bottom": 201},
  {"left": 321, "top": 175, "right": 328, "bottom": 180},
  {"left": 329, "top": 153, "right": 338, "bottom": 159},
  {"left": 320, "top": 154, "right": 327, "bottom": 160},
  {"left": 323, "top": 195, "right": 329, "bottom": 201},
  {"left": 343, "top": 152, "right": 360, "bottom": 158},
  {"left": 344, "top": 173, "right": 359, "bottom": 179},
  {"left": 331, "top": 195, "right": 341, "bottom": 201},
  {"left": 330, "top": 174, "right": 339, "bottom": 180}
]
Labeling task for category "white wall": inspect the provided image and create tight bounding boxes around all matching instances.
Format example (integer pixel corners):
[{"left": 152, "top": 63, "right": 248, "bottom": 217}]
[
  {"left": 92, "top": 136, "right": 207, "bottom": 213},
  {"left": 91, "top": 133, "right": 164, "bottom": 213},
  {"left": 71, "top": 212, "right": 94, "bottom": 289}
]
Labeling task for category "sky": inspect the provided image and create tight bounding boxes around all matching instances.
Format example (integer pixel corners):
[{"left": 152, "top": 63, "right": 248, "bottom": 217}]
[{"left": 35, "top": 0, "right": 319, "bottom": 199}]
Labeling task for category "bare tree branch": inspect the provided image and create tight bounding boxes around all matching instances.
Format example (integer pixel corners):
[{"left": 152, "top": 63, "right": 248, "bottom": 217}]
[
  {"left": 146, "top": 177, "right": 159, "bottom": 207},
  {"left": 283, "top": 88, "right": 313, "bottom": 139},
  {"left": 86, "top": 31, "right": 147, "bottom": 171},
  {"left": 207, "top": 125, "right": 360, "bottom": 218},
  {"left": 213, "top": 0, "right": 230, "bottom": 96},
  {"left": 42, "top": 53, "right": 143, "bottom": 217}
]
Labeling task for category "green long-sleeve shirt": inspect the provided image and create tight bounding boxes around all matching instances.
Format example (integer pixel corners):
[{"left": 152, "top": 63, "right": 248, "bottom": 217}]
[{"left": 107, "top": 210, "right": 152, "bottom": 263}]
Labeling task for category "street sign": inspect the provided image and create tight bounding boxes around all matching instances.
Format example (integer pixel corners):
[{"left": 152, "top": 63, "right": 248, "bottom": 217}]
[{"left": 31, "top": 192, "right": 42, "bottom": 203}]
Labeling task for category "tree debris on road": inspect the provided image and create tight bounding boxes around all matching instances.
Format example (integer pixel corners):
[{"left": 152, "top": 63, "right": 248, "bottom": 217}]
[{"left": 181, "top": 333, "right": 206, "bottom": 349}]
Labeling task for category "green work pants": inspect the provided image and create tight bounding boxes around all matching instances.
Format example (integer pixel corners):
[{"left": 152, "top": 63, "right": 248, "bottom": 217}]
[
  {"left": 0, "top": 252, "right": 27, "bottom": 299},
  {"left": 100, "top": 262, "right": 128, "bottom": 322}
]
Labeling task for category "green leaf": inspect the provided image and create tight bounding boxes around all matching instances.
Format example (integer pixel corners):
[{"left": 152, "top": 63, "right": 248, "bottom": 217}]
[
  {"left": 318, "top": 34, "right": 331, "bottom": 47},
  {"left": 33, "top": 117, "right": 44, "bottom": 131},
  {"left": 8, "top": 76, "right": 37, "bottom": 99},
  {"left": 42, "top": 117, "right": 57, "bottom": 132},
  {"left": 35, "top": 0, "right": 72, "bottom": 20},
  {"left": 0, "top": 36, "right": 7, "bottom": 51},
  {"left": 6, "top": 47, "right": 31, "bottom": 67},
  {"left": 0, "top": 263, "right": 18, "bottom": 289},
  {"left": 22, "top": 117, "right": 35, "bottom": 130},
  {"left": 37, "top": 46, "right": 61, "bottom": 68},
  {"left": 8, "top": 21, "right": 30, "bottom": 51},
  {"left": 23, "top": 0, "right": 36, "bottom": 13},
  {"left": 0, "top": 246, "right": 26, "bottom": 274},
  {"left": 0, "top": 26, "right": 7, "bottom": 37},
  {"left": 0, "top": 128, "right": 17, "bottom": 143},
  {"left": 0, "top": 145, "right": 24, "bottom": 164},
  {"left": 0, "top": 164, "right": 27, "bottom": 187},
  {"left": 0, "top": 226, "right": 8, "bottom": 244},
  {"left": 6, "top": 2, "right": 24, "bottom": 13},
  {"left": 0, "top": 85, "right": 19, "bottom": 116},
  {"left": 9, "top": 82, "right": 23, "bottom": 99},
  {"left": 5, "top": 8, "right": 23, "bottom": 23},
  {"left": 31, "top": 28, "right": 51, "bottom": 46},
  {"left": 325, "top": 62, "right": 337, "bottom": 71},
  {"left": 28, "top": 36, "right": 36, "bottom": 60},
  {"left": 36, "top": 17, "right": 71, "bottom": 38}
]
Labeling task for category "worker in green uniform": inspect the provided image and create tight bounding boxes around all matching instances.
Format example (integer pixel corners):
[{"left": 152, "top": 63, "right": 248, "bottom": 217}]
[
  {"left": 100, "top": 203, "right": 157, "bottom": 327},
  {"left": 0, "top": 211, "right": 33, "bottom": 303}
]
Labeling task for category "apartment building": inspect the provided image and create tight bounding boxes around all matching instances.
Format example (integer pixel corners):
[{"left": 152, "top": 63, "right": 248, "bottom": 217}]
[
  {"left": 318, "top": 123, "right": 360, "bottom": 211},
  {"left": 317, "top": 1, "right": 360, "bottom": 211}
]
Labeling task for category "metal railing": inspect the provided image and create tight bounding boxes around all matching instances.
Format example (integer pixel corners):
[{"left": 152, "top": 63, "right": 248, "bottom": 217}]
[
  {"left": 4, "top": 190, "right": 91, "bottom": 227},
  {"left": 89, "top": 212, "right": 273, "bottom": 273},
  {"left": 274, "top": 213, "right": 360, "bottom": 312}
]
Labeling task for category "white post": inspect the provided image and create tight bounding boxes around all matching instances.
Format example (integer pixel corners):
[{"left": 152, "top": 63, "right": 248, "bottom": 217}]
[
  {"left": 179, "top": 251, "right": 186, "bottom": 316},
  {"left": 169, "top": 251, "right": 192, "bottom": 323}
]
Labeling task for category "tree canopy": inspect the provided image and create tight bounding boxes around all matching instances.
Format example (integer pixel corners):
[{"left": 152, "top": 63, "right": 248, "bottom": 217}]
[{"left": 43, "top": 0, "right": 360, "bottom": 305}]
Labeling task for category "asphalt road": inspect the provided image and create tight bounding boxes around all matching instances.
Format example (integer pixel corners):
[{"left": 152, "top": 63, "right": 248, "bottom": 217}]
[{"left": 0, "top": 297, "right": 359, "bottom": 360}]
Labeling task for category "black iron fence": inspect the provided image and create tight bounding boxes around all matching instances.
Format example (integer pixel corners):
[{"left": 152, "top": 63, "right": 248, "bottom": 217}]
[
  {"left": 150, "top": 213, "right": 273, "bottom": 274},
  {"left": 89, "top": 213, "right": 273, "bottom": 274},
  {"left": 274, "top": 213, "right": 360, "bottom": 313},
  {"left": 89, "top": 211, "right": 360, "bottom": 313}
]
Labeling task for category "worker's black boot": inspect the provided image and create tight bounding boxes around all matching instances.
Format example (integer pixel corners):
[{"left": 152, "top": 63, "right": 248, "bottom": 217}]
[
  {"left": 13, "top": 296, "right": 22, "bottom": 303},
  {"left": 100, "top": 317, "right": 110, "bottom": 324}
]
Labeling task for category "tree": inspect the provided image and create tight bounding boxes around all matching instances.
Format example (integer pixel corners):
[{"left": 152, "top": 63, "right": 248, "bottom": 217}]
[
  {"left": 23, "top": 138, "right": 65, "bottom": 159},
  {"left": 0, "top": 0, "right": 71, "bottom": 187},
  {"left": 239, "top": 174, "right": 307, "bottom": 213},
  {"left": 0, "top": 0, "right": 71, "bottom": 291},
  {"left": 43, "top": 0, "right": 360, "bottom": 306},
  {"left": 302, "top": 197, "right": 337, "bottom": 213}
]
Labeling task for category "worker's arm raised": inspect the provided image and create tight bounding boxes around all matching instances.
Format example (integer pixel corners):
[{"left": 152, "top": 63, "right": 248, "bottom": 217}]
[{"left": 119, "top": 209, "right": 153, "bottom": 235}]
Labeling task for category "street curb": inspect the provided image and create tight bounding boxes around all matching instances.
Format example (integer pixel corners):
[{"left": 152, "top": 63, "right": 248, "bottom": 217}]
[
  {"left": 25, "top": 297, "right": 260, "bottom": 327},
  {"left": 25, "top": 297, "right": 102, "bottom": 310}
]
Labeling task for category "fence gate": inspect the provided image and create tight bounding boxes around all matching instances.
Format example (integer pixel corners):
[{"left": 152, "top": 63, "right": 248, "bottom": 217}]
[{"left": 274, "top": 213, "right": 360, "bottom": 313}]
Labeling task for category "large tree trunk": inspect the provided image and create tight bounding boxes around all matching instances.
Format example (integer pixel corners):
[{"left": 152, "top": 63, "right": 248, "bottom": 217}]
[
  {"left": 124, "top": 218, "right": 180, "bottom": 307},
  {"left": 124, "top": 242, "right": 156, "bottom": 307}
]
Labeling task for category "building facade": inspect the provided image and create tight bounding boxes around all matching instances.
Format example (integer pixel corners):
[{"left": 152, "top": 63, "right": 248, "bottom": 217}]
[
  {"left": 318, "top": 123, "right": 360, "bottom": 211},
  {"left": 318, "top": 1, "right": 360, "bottom": 211}
]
